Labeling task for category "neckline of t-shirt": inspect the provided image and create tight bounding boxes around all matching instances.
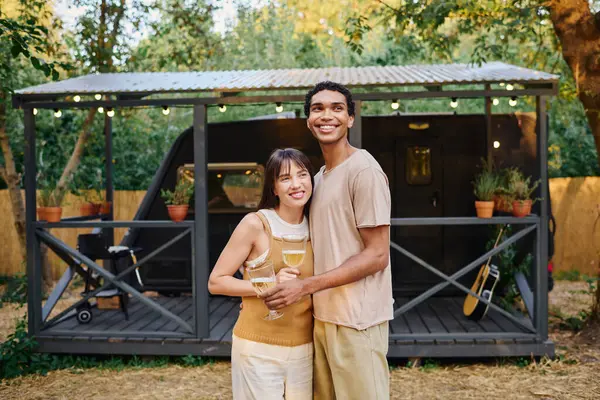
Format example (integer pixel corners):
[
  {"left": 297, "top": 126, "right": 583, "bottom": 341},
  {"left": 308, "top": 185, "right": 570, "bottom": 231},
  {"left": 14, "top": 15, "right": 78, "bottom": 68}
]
[
  {"left": 262, "top": 208, "right": 307, "bottom": 229},
  {"left": 322, "top": 149, "right": 364, "bottom": 175}
]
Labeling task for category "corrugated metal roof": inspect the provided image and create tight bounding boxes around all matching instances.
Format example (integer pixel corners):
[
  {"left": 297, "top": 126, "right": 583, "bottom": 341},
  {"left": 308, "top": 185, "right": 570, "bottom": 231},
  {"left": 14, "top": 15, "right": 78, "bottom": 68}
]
[{"left": 15, "top": 62, "right": 558, "bottom": 96}]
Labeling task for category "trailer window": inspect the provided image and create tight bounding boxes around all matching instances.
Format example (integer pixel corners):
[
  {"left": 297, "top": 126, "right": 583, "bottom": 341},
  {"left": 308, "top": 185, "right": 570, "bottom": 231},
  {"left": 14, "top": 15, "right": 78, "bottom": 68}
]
[
  {"left": 177, "top": 163, "right": 264, "bottom": 211},
  {"left": 406, "top": 146, "right": 432, "bottom": 185}
]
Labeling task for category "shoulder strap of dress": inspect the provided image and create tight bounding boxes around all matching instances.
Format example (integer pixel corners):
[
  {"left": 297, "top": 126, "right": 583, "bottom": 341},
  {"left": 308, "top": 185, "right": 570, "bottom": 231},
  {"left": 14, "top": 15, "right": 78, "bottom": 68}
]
[
  {"left": 255, "top": 211, "right": 273, "bottom": 237},
  {"left": 254, "top": 211, "right": 274, "bottom": 258}
]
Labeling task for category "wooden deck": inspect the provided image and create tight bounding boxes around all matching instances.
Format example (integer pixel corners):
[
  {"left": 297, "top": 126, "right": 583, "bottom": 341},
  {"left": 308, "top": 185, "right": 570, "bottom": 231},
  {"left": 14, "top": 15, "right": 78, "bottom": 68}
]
[{"left": 37, "top": 295, "right": 554, "bottom": 358}]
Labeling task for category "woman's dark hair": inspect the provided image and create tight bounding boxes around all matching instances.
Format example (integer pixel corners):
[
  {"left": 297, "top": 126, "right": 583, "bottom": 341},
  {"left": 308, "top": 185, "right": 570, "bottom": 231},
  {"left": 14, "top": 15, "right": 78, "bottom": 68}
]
[
  {"left": 304, "top": 81, "right": 355, "bottom": 117},
  {"left": 258, "top": 148, "right": 314, "bottom": 217}
]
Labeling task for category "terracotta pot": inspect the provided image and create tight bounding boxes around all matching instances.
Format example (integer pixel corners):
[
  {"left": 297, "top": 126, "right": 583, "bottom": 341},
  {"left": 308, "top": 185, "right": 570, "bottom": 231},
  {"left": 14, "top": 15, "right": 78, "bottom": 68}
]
[
  {"left": 475, "top": 201, "right": 495, "bottom": 218},
  {"left": 167, "top": 205, "right": 189, "bottom": 222},
  {"left": 80, "top": 202, "right": 96, "bottom": 216},
  {"left": 100, "top": 201, "right": 112, "bottom": 215},
  {"left": 93, "top": 203, "right": 102, "bottom": 215},
  {"left": 493, "top": 195, "right": 511, "bottom": 212},
  {"left": 37, "top": 207, "right": 48, "bottom": 221},
  {"left": 38, "top": 206, "right": 62, "bottom": 222},
  {"left": 512, "top": 200, "right": 532, "bottom": 218}
]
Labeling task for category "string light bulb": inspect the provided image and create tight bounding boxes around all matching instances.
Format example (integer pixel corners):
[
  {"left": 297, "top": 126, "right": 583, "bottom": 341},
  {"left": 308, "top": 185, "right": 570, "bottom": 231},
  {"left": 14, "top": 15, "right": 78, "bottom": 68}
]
[
  {"left": 506, "top": 83, "right": 514, "bottom": 91},
  {"left": 106, "top": 107, "right": 115, "bottom": 118},
  {"left": 94, "top": 94, "right": 102, "bottom": 100},
  {"left": 493, "top": 141, "right": 501, "bottom": 149},
  {"left": 275, "top": 102, "right": 283, "bottom": 113},
  {"left": 54, "top": 109, "right": 62, "bottom": 118},
  {"left": 492, "top": 98, "right": 499, "bottom": 106},
  {"left": 218, "top": 104, "right": 226, "bottom": 113},
  {"left": 162, "top": 106, "right": 170, "bottom": 115},
  {"left": 33, "top": 108, "right": 38, "bottom": 116},
  {"left": 499, "top": 82, "right": 505, "bottom": 87},
  {"left": 391, "top": 99, "right": 399, "bottom": 110},
  {"left": 450, "top": 97, "right": 458, "bottom": 109},
  {"left": 98, "top": 106, "right": 104, "bottom": 114},
  {"left": 73, "top": 95, "right": 81, "bottom": 102},
  {"left": 509, "top": 97, "right": 517, "bottom": 107}
]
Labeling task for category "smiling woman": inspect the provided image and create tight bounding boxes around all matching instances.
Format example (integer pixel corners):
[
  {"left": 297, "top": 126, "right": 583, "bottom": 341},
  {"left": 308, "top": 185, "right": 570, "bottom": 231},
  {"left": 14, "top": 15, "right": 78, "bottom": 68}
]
[{"left": 207, "top": 148, "right": 316, "bottom": 400}]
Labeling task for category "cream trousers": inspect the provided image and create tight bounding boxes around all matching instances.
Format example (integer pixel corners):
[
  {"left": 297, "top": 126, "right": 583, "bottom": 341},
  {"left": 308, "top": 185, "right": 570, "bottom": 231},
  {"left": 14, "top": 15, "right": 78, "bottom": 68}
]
[{"left": 231, "top": 334, "right": 313, "bottom": 400}]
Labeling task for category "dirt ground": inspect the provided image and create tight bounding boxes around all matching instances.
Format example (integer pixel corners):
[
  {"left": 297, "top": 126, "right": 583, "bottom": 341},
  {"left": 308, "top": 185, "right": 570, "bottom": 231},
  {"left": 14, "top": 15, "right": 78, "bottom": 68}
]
[{"left": 1, "top": 280, "right": 599, "bottom": 400}]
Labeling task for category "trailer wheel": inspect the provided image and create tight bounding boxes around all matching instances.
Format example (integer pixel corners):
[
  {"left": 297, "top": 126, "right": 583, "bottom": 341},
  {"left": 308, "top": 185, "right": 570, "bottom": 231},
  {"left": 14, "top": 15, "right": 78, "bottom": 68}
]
[{"left": 77, "top": 307, "right": 93, "bottom": 324}]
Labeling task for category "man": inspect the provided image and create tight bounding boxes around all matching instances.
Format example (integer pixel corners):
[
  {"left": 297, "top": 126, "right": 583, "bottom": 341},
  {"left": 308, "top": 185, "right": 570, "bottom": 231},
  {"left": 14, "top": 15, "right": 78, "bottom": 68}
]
[{"left": 261, "top": 81, "right": 393, "bottom": 399}]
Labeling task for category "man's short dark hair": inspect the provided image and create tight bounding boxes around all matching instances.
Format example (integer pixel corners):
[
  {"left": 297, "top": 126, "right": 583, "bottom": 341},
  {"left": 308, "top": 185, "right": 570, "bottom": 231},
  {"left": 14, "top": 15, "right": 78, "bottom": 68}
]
[{"left": 304, "top": 81, "right": 355, "bottom": 117}]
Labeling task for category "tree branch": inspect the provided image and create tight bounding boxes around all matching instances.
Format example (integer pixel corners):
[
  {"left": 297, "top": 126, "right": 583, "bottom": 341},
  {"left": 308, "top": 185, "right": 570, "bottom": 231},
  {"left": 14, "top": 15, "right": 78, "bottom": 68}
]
[
  {"left": 106, "top": 0, "right": 126, "bottom": 70},
  {"left": 376, "top": 0, "right": 399, "bottom": 13}
]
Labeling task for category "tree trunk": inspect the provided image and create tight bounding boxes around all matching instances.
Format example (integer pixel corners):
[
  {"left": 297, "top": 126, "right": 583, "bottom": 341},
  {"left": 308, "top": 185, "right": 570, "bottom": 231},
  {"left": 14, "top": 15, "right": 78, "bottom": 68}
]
[
  {"left": 549, "top": 0, "right": 600, "bottom": 321},
  {"left": 55, "top": 108, "right": 97, "bottom": 196},
  {"left": 548, "top": 0, "right": 600, "bottom": 167},
  {"left": 0, "top": 91, "right": 27, "bottom": 261}
]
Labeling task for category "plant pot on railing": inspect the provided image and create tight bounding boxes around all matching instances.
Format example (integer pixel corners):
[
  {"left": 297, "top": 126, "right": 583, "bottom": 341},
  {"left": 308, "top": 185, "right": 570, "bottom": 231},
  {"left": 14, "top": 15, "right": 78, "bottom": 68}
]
[
  {"left": 512, "top": 200, "right": 532, "bottom": 218},
  {"left": 161, "top": 179, "right": 194, "bottom": 223},
  {"left": 99, "top": 201, "right": 112, "bottom": 215},
  {"left": 472, "top": 162, "right": 498, "bottom": 219},
  {"left": 475, "top": 201, "right": 495, "bottom": 218},
  {"left": 167, "top": 205, "right": 189, "bottom": 222},
  {"left": 80, "top": 202, "right": 96, "bottom": 216},
  {"left": 38, "top": 186, "right": 65, "bottom": 222}
]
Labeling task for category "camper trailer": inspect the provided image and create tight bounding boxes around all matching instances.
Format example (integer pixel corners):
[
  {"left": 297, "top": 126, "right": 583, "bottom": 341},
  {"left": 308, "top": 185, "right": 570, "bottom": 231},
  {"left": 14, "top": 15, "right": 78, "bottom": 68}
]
[{"left": 13, "top": 63, "right": 557, "bottom": 358}]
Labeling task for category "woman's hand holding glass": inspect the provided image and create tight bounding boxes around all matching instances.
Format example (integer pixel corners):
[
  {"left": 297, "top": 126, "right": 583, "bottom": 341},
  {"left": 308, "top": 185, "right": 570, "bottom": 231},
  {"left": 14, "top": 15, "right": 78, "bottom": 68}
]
[{"left": 246, "top": 260, "right": 284, "bottom": 320}]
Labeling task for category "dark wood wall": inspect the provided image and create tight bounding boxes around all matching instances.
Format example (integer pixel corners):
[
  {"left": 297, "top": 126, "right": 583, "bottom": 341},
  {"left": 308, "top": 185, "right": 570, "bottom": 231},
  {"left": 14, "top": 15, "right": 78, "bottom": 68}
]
[{"left": 131, "top": 114, "right": 529, "bottom": 296}]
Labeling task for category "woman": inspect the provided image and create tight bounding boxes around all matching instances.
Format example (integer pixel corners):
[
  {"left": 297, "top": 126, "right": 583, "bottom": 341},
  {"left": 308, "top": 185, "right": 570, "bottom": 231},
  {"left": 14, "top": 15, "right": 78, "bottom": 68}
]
[{"left": 208, "top": 148, "right": 315, "bottom": 400}]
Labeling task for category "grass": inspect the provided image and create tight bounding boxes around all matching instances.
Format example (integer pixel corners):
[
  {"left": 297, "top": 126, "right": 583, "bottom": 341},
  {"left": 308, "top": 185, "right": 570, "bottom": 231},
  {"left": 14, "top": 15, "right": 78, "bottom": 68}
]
[{"left": 0, "top": 279, "right": 599, "bottom": 399}]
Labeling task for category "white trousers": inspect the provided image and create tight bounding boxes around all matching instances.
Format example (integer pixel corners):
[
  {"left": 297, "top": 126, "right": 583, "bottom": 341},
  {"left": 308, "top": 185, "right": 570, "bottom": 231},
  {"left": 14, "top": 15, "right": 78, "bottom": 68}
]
[{"left": 231, "top": 334, "right": 313, "bottom": 400}]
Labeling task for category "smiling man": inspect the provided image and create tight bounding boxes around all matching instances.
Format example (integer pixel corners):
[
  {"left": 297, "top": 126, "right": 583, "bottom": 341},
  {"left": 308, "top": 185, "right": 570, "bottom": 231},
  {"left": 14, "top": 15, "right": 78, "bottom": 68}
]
[{"left": 261, "top": 81, "right": 393, "bottom": 399}]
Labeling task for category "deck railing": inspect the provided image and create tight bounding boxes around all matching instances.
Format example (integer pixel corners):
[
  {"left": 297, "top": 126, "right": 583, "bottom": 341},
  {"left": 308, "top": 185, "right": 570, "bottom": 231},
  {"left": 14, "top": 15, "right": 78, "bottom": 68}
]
[
  {"left": 32, "top": 220, "right": 202, "bottom": 339},
  {"left": 389, "top": 215, "right": 547, "bottom": 342}
]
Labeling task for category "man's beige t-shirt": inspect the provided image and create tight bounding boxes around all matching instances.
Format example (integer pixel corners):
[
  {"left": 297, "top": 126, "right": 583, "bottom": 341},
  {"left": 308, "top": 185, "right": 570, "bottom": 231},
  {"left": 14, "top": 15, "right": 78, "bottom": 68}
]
[{"left": 309, "top": 149, "right": 394, "bottom": 330}]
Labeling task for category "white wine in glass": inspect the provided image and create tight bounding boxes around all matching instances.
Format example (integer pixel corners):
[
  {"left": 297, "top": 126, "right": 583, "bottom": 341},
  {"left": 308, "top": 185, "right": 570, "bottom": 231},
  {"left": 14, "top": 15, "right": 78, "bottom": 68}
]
[
  {"left": 281, "top": 234, "right": 307, "bottom": 268},
  {"left": 247, "top": 261, "right": 283, "bottom": 320}
]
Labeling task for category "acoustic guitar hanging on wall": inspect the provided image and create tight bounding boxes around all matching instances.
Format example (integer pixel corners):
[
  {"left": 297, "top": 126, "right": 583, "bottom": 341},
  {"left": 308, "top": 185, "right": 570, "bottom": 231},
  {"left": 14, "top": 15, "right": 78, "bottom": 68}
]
[{"left": 463, "top": 226, "right": 506, "bottom": 321}]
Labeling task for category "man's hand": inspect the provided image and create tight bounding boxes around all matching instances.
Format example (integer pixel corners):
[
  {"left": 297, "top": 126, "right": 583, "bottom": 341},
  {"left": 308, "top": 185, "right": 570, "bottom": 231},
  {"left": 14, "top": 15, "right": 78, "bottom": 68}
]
[{"left": 259, "top": 278, "right": 309, "bottom": 310}]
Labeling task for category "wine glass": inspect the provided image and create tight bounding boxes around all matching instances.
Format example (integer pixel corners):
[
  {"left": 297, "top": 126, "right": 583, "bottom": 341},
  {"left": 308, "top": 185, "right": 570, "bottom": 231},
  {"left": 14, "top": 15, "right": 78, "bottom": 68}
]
[
  {"left": 281, "top": 234, "right": 307, "bottom": 268},
  {"left": 246, "top": 260, "right": 283, "bottom": 320}
]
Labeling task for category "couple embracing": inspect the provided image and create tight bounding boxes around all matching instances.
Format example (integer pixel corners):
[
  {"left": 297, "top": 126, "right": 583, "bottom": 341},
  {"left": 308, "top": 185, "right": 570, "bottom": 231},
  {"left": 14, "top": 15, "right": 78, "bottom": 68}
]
[{"left": 209, "top": 81, "right": 393, "bottom": 400}]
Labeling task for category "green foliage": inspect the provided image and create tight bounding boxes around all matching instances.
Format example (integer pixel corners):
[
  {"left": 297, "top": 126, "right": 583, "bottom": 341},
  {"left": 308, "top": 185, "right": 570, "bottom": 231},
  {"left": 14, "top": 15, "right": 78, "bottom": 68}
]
[
  {"left": 515, "top": 357, "right": 531, "bottom": 368},
  {"left": 0, "top": 3, "right": 71, "bottom": 94},
  {"left": 346, "top": 1, "right": 599, "bottom": 176},
  {"left": 0, "top": 315, "right": 214, "bottom": 380},
  {"left": 0, "top": 274, "right": 27, "bottom": 308},
  {"left": 344, "top": 16, "right": 371, "bottom": 55},
  {"left": 160, "top": 179, "right": 194, "bottom": 206},
  {"left": 179, "top": 354, "right": 209, "bottom": 367},
  {"left": 553, "top": 270, "right": 583, "bottom": 282},
  {"left": 472, "top": 162, "right": 498, "bottom": 201},
  {"left": 499, "top": 167, "right": 540, "bottom": 203},
  {"left": 420, "top": 359, "right": 440, "bottom": 371},
  {"left": 486, "top": 225, "right": 532, "bottom": 311},
  {"left": 548, "top": 98, "right": 600, "bottom": 177},
  {"left": 0, "top": 317, "right": 48, "bottom": 379}
]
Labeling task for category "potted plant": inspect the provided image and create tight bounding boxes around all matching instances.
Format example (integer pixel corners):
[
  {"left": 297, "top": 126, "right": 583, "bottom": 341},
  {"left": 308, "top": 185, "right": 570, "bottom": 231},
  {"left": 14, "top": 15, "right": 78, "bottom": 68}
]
[
  {"left": 38, "top": 185, "right": 66, "bottom": 222},
  {"left": 507, "top": 172, "right": 540, "bottom": 218},
  {"left": 472, "top": 164, "right": 498, "bottom": 218},
  {"left": 160, "top": 179, "right": 194, "bottom": 222},
  {"left": 494, "top": 167, "right": 520, "bottom": 213}
]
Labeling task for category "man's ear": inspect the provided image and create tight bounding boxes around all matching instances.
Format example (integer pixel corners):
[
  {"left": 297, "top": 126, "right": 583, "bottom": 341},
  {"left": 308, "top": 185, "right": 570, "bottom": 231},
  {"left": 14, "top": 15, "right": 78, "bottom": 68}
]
[{"left": 347, "top": 115, "right": 355, "bottom": 129}]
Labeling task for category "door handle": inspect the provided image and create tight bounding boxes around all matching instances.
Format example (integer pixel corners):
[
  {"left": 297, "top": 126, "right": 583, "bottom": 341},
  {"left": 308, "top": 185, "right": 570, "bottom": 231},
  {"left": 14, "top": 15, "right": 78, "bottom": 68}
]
[{"left": 431, "top": 191, "right": 439, "bottom": 208}]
